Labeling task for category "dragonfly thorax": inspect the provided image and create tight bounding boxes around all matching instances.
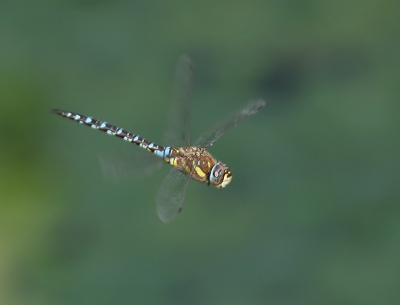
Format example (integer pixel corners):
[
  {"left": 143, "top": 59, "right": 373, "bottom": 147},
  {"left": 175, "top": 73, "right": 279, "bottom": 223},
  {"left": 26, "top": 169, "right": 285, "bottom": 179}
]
[{"left": 167, "top": 147, "right": 231, "bottom": 188}]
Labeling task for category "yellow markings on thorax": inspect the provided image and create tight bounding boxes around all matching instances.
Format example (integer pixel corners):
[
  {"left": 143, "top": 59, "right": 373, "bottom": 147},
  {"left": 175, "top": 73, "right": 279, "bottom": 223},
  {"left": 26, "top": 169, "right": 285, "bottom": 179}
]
[
  {"left": 169, "top": 156, "right": 191, "bottom": 173},
  {"left": 194, "top": 166, "right": 206, "bottom": 178}
]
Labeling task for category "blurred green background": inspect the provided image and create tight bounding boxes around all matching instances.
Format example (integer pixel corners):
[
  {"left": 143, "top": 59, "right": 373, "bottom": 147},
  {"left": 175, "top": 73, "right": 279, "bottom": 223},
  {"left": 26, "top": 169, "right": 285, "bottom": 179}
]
[{"left": 1, "top": 1, "right": 399, "bottom": 304}]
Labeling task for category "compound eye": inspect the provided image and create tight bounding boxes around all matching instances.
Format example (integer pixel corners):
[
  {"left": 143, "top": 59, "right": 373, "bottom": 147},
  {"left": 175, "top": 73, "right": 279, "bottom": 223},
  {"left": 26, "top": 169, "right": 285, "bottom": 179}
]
[
  {"left": 210, "top": 162, "right": 230, "bottom": 187},
  {"left": 213, "top": 168, "right": 222, "bottom": 178}
]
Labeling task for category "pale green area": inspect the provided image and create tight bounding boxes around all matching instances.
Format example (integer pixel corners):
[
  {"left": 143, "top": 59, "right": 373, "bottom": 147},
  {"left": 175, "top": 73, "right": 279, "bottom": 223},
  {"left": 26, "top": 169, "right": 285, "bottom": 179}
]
[{"left": 0, "top": 1, "right": 399, "bottom": 304}]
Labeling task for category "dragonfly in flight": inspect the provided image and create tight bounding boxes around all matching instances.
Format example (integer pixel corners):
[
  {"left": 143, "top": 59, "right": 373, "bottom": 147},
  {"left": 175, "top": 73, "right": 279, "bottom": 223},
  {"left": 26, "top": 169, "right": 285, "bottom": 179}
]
[{"left": 52, "top": 55, "right": 265, "bottom": 222}]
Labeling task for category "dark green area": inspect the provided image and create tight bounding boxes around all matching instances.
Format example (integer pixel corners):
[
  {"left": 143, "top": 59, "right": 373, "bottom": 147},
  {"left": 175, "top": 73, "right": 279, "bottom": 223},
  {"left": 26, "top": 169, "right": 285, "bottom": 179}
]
[{"left": 1, "top": 1, "right": 399, "bottom": 304}]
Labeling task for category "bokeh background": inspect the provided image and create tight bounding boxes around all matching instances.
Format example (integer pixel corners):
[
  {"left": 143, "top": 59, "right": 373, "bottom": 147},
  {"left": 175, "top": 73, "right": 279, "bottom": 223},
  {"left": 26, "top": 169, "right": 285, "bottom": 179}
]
[{"left": 1, "top": 1, "right": 399, "bottom": 304}]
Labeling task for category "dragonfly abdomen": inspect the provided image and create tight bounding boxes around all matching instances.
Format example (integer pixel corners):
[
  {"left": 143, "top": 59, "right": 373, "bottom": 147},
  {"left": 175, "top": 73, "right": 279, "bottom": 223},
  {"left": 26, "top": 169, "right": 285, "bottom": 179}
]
[{"left": 51, "top": 109, "right": 171, "bottom": 160}]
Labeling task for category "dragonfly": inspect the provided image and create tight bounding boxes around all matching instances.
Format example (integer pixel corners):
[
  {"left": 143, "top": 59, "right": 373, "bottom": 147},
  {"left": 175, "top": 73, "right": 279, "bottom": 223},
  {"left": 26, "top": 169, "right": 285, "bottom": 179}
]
[{"left": 52, "top": 55, "right": 265, "bottom": 222}]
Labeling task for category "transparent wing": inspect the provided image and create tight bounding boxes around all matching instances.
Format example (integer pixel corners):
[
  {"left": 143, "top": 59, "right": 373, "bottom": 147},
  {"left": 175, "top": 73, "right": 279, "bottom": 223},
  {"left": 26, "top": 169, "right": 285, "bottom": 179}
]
[
  {"left": 164, "top": 54, "right": 194, "bottom": 147},
  {"left": 98, "top": 149, "right": 162, "bottom": 183},
  {"left": 195, "top": 99, "right": 266, "bottom": 148},
  {"left": 156, "top": 168, "right": 191, "bottom": 223},
  {"left": 156, "top": 55, "right": 195, "bottom": 223}
]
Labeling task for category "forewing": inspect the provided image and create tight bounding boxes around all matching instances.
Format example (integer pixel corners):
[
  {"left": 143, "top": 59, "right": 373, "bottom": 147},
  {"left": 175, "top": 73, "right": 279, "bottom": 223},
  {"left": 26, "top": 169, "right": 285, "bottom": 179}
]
[
  {"left": 164, "top": 54, "right": 194, "bottom": 147},
  {"left": 156, "top": 168, "right": 191, "bottom": 223},
  {"left": 195, "top": 99, "right": 266, "bottom": 148}
]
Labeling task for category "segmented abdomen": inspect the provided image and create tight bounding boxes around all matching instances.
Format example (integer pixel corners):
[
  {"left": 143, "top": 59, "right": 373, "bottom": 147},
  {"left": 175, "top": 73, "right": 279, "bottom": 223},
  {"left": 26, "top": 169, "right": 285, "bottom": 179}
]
[{"left": 51, "top": 109, "right": 169, "bottom": 160}]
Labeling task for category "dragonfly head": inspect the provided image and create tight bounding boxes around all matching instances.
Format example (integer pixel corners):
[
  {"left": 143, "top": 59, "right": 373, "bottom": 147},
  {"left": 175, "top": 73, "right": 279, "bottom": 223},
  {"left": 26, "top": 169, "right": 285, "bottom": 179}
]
[{"left": 210, "top": 162, "right": 232, "bottom": 188}]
